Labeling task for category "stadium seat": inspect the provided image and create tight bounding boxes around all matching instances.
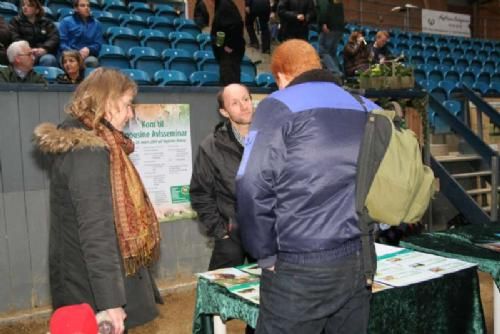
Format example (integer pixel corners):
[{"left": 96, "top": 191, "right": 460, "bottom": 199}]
[
  {"left": 193, "top": 50, "right": 218, "bottom": 72},
  {"left": 103, "top": 0, "right": 128, "bottom": 15},
  {"left": 451, "top": 48, "right": 464, "bottom": 59},
  {"left": 437, "top": 46, "right": 450, "bottom": 59},
  {"left": 483, "top": 60, "right": 496, "bottom": 73},
  {"left": 414, "top": 69, "right": 426, "bottom": 83},
  {"left": 33, "top": 66, "right": 64, "bottom": 83},
  {"left": 308, "top": 30, "right": 318, "bottom": 42},
  {"left": 119, "top": 14, "right": 148, "bottom": 33},
  {"left": 121, "top": 68, "right": 151, "bottom": 85},
  {"left": 256, "top": 72, "right": 277, "bottom": 88},
  {"left": 99, "top": 44, "right": 130, "bottom": 69},
  {"left": 491, "top": 72, "right": 500, "bottom": 85},
  {"left": 461, "top": 71, "right": 476, "bottom": 88},
  {"left": 430, "top": 86, "right": 447, "bottom": 103},
  {"left": 241, "top": 56, "right": 257, "bottom": 78},
  {"left": 155, "top": 4, "right": 177, "bottom": 20},
  {"left": 162, "top": 48, "right": 197, "bottom": 77},
  {"left": 469, "top": 59, "right": 482, "bottom": 73},
  {"left": 139, "top": 29, "right": 170, "bottom": 54},
  {"left": 443, "top": 100, "right": 462, "bottom": 118},
  {"left": 129, "top": 46, "right": 163, "bottom": 78},
  {"left": 107, "top": 26, "right": 140, "bottom": 51},
  {"left": 441, "top": 57, "right": 454, "bottom": 67},
  {"left": 428, "top": 69, "right": 444, "bottom": 84},
  {"left": 89, "top": 0, "right": 101, "bottom": 10},
  {"left": 154, "top": 69, "right": 189, "bottom": 86},
  {"left": 94, "top": 11, "right": 119, "bottom": 32},
  {"left": 444, "top": 70, "right": 460, "bottom": 84},
  {"left": 472, "top": 82, "right": 489, "bottom": 95},
  {"left": 240, "top": 72, "right": 257, "bottom": 87},
  {"left": 57, "top": 7, "right": 73, "bottom": 19},
  {"left": 426, "top": 56, "right": 440, "bottom": 66},
  {"left": 168, "top": 32, "right": 199, "bottom": 54},
  {"left": 173, "top": 18, "right": 201, "bottom": 38},
  {"left": 477, "top": 72, "right": 490, "bottom": 85},
  {"left": 189, "top": 71, "right": 219, "bottom": 86},
  {"left": 147, "top": 17, "right": 175, "bottom": 36},
  {"left": 454, "top": 57, "right": 469, "bottom": 72},
  {"left": 196, "top": 33, "right": 212, "bottom": 51},
  {"left": 129, "top": 2, "right": 153, "bottom": 21},
  {"left": 43, "top": 6, "right": 56, "bottom": 20},
  {"left": 488, "top": 82, "right": 500, "bottom": 94},
  {"left": 47, "top": 0, "right": 71, "bottom": 17}
]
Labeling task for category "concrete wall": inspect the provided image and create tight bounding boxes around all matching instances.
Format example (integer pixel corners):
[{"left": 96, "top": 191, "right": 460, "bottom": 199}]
[{"left": 0, "top": 84, "right": 271, "bottom": 314}]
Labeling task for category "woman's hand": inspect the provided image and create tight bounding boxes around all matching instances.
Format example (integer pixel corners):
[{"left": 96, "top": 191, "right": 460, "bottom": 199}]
[{"left": 106, "top": 307, "right": 127, "bottom": 334}]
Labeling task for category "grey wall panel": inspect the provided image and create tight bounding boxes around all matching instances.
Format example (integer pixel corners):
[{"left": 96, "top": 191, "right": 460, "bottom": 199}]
[
  {"left": 0, "top": 92, "right": 24, "bottom": 193},
  {"left": 18, "top": 92, "right": 45, "bottom": 192},
  {"left": 3, "top": 192, "right": 32, "bottom": 310},
  {"left": 0, "top": 195, "right": 13, "bottom": 313},
  {"left": 24, "top": 190, "right": 50, "bottom": 307}
]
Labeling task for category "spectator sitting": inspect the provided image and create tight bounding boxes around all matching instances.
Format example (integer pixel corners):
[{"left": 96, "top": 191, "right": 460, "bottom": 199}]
[
  {"left": 58, "top": 0, "right": 103, "bottom": 68},
  {"left": 9, "top": 0, "right": 59, "bottom": 67},
  {"left": 0, "top": 16, "right": 12, "bottom": 66},
  {"left": 343, "top": 30, "right": 369, "bottom": 77},
  {"left": 0, "top": 40, "right": 46, "bottom": 83},
  {"left": 57, "top": 50, "right": 85, "bottom": 84},
  {"left": 369, "top": 30, "right": 391, "bottom": 64}
]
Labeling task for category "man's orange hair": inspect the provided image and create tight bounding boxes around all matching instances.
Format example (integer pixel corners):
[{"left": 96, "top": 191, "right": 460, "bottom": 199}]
[{"left": 271, "top": 39, "right": 321, "bottom": 80}]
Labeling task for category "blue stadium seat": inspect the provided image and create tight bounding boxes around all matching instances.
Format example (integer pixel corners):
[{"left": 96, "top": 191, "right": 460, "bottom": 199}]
[
  {"left": 472, "top": 82, "right": 489, "bottom": 95},
  {"left": 438, "top": 80, "right": 462, "bottom": 98},
  {"left": 426, "top": 56, "right": 440, "bottom": 66},
  {"left": 430, "top": 86, "right": 447, "bottom": 103},
  {"left": 43, "top": 6, "right": 56, "bottom": 20},
  {"left": 240, "top": 72, "right": 257, "bottom": 87},
  {"left": 57, "top": 7, "right": 73, "bottom": 19},
  {"left": 491, "top": 72, "right": 500, "bottom": 85},
  {"left": 129, "top": 46, "right": 163, "bottom": 78},
  {"left": 129, "top": 2, "right": 153, "bottom": 21},
  {"left": 33, "top": 66, "right": 64, "bottom": 83},
  {"left": 162, "top": 48, "right": 197, "bottom": 77},
  {"left": 168, "top": 32, "right": 198, "bottom": 54},
  {"left": 488, "top": 82, "right": 500, "bottom": 94},
  {"left": 477, "top": 72, "right": 490, "bottom": 85},
  {"left": 437, "top": 46, "right": 450, "bottom": 59},
  {"left": 428, "top": 69, "right": 444, "bottom": 84},
  {"left": 434, "top": 64, "right": 450, "bottom": 73},
  {"left": 465, "top": 66, "right": 480, "bottom": 76},
  {"left": 451, "top": 48, "right": 464, "bottom": 59},
  {"left": 423, "top": 35, "right": 435, "bottom": 45},
  {"left": 469, "top": 59, "right": 482, "bottom": 73},
  {"left": 483, "top": 41, "right": 494, "bottom": 52},
  {"left": 47, "top": 0, "right": 71, "bottom": 17},
  {"left": 99, "top": 44, "right": 130, "bottom": 69},
  {"left": 173, "top": 18, "right": 201, "bottom": 38},
  {"left": 461, "top": 71, "right": 475, "bottom": 88},
  {"left": 119, "top": 14, "right": 148, "bottom": 33},
  {"left": 89, "top": 0, "right": 102, "bottom": 10},
  {"left": 139, "top": 29, "right": 170, "bottom": 54},
  {"left": 460, "top": 40, "right": 472, "bottom": 48},
  {"left": 490, "top": 51, "right": 500, "bottom": 62},
  {"left": 196, "top": 33, "right": 212, "bottom": 51},
  {"left": 193, "top": 50, "right": 218, "bottom": 72},
  {"left": 443, "top": 100, "right": 462, "bottom": 118},
  {"left": 0, "top": 0, "right": 17, "bottom": 20},
  {"left": 444, "top": 70, "right": 460, "bottom": 84},
  {"left": 441, "top": 57, "right": 454, "bottom": 67},
  {"left": 189, "top": 71, "right": 219, "bottom": 86},
  {"left": 416, "top": 63, "right": 434, "bottom": 73},
  {"left": 107, "top": 26, "right": 140, "bottom": 51},
  {"left": 256, "top": 72, "right": 277, "bottom": 88},
  {"left": 476, "top": 50, "right": 488, "bottom": 62},
  {"left": 154, "top": 69, "right": 189, "bottom": 86},
  {"left": 94, "top": 11, "right": 120, "bottom": 32},
  {"left": 483, "top": 60, "right": 496, "bottom": 73},
  {"left": 147, "top": 17, "right": 175, "bottom": 36},
  {"left": 103, "top": 0, "right": 128, "bottom": 15},
  {"left": 308, "top": 30, "right": 318, "bottom": 42},
  {"left": 464, "top": 48, "right": 476, "bottom": 58},
  {"left": 241, "top": 56, "right": 257, "bottom": 78},
  {"left": 455, "top": 57, "right": 469, "bottom": 72},
  {"left": 154, "top": 4, "right": 177, "bottom": 20},
  {"left": 414, "top": 69, "right": 426, "bottom": 83},
  {"left": 121, "top": 69, "right": 151, "bottom": 85}
]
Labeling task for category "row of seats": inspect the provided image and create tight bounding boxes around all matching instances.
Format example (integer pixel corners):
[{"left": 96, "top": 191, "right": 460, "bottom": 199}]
[
  {"left": 99, "top": 45, "right": 257, "bottom": 79},
  {"left": 32, "top": 65, "right": 277, "bottom": 87}
]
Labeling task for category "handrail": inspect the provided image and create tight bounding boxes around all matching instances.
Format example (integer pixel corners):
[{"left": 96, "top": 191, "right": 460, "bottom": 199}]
[
  {"left": 462, "top": 85, "right": 500, "bottom": 127},
  {"left": 429, "top": 94, "right": 497, "bottom": 168},
  {"left": 431, "top": 157, "right": 492, "bottom": 225}
]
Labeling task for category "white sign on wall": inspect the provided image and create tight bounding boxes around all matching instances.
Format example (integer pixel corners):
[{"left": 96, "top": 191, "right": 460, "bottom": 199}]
[{"left": 422, "top": 9, "right": 471, "bottom": 37}]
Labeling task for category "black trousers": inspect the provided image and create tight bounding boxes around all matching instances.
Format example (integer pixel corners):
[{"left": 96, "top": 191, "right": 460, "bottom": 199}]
[
  {"left": 245, "top": 11, "right": 271, "bottom": 52},
  {"left": 218, "top": 52, "right": 242, "bottom": 86}
]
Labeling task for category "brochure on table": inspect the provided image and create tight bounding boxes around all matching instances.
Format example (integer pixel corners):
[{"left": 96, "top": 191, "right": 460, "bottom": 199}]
[{"left": 197, "top": 243, "right": 477, "bottom": 304}]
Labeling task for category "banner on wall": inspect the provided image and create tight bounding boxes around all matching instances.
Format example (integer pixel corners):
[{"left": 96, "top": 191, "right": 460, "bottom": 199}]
[
  {"left": 421, "top": 9, "right": 471, "bottom": 37},
  {"left": 124, "top": 104, "right": 196, "bottom": 223}
]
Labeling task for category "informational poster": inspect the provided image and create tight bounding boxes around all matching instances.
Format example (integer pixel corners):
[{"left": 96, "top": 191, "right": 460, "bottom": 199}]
[
  {"left": 124, "top": 104, "right": 196, "bottom": 223},
  {"left": 422, "top": 9, "right": 471, "bottom": 37}
]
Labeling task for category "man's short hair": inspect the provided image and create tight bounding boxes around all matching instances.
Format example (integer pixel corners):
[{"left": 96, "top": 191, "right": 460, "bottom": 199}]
[
  {"left": 7, "top": 40, "right": 29, "bottom": 64},
  {"left": 216, "top": 84, "right": 251, "bottom": 110},
  {"left": 271, "top": 39, "right": 321, "bottom": 80},
  {"left": 376, "top": 31, "right": 390, "bottom": 40}
]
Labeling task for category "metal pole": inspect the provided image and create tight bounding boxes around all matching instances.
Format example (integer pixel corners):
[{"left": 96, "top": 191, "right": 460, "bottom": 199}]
[
  {"left": 476, "top": 105, "right": 483, "bottom": 140},
  {"left": 490, "top": 156, "right": 498, "bottom": 222}
]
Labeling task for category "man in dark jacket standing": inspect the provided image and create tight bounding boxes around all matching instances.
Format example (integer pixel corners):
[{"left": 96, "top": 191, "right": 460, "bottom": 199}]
[
  {"left": 236, "top": 39, "right": 379, "bottom": 333},
  {"left": 211, "top": 0, "right": 245, "bottom": 85},
  {"left": 190, "top": 83, "right": 255, "bottom": 271},
  {"left": 245, "top": 0, "right": 271, "bottom": 53},
  {"left": 316, "top": 0, "right": 344, "bottom": 77},
  {"left": 277, "top": 0, "right": 315, "bottom": 40}
]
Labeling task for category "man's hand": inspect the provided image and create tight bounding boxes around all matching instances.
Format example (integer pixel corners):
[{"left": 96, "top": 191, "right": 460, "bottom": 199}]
[
  {"left": 322, "top": 24, "right": 329, "bottom": 33},
  {"left": 223, "top": 46, "right": 233, "bottom": 53},
  {"left": 297, "top": 14, "right": 305, "bottom": 21},
  {"left": 32, "top": 48, "right": 47, "bottom": 57},
  {"left": 106, "top": 307, "right": 127, "bottom": 334},
  {"left": 79, "top": 47, "right": 90, "bottom": 59}
]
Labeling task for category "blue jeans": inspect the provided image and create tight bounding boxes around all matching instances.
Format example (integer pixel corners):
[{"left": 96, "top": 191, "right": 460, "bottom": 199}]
[
  {"left": 319, "top": 30, "right": 343, "bottom": 76},
  {"left": 256, "top": 251, "right": 371, "bottom": 334}
]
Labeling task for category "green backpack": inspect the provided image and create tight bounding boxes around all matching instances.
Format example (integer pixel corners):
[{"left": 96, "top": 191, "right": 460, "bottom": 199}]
[{"left": 356, "top": 109, "right": 436, "bottom": 226}]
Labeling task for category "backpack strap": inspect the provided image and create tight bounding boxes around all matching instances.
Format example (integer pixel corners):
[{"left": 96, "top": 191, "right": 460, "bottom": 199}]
[{"left": 352, "top": 93, "right": 377, "bottom": 287}]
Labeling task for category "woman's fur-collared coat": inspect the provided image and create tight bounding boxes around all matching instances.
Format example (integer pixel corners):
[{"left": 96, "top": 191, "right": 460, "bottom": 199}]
[{"left": 34, "top": 118, "right": 161, "bottom": 329}]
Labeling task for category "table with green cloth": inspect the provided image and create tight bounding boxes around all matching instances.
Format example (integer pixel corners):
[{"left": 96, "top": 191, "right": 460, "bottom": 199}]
[
  {"left": 401, "top": 224, "right": 500, "bottom": 334},
  {"left": 193, "top": 266, "right": 486, "bottom": 334}
]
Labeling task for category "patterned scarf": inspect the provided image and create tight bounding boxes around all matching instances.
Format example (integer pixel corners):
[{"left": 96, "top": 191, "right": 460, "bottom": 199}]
[{"left": 80, "top": 115, "right": 161, "bottom": 276}]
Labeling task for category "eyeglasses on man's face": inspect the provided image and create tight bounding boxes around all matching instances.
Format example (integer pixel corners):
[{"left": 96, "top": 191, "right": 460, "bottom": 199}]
[{"left": 18, "top": 51, "right": 34, "bottom": 57}]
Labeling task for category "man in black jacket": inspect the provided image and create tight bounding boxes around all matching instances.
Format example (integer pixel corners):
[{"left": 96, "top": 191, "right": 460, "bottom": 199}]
[
  {"left": 278, "top": 0, "right": 315, "bottom": 41},
  {"left": 190, "top": 83, "right": 255, "bottom": 270},
  {"left": 245, "top": 0, "right": 271, "bottom": 53}
]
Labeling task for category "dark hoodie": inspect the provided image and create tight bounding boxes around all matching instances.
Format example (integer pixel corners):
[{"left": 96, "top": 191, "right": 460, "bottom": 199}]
[{"left": 210, "top": 0, "right": 245, "bottom": 60}]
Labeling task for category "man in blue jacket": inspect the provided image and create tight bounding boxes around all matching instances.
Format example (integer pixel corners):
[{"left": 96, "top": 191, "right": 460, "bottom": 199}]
[
  {"left": 236, "top": 39, "right": 379, "bottom": 334},
  {"left": 58, "top": 0, "right": 103, "bottom": 68}
]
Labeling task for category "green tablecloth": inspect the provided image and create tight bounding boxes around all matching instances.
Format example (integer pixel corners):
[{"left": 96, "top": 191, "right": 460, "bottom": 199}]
[
  {"left": 193, "top": 267, "right": 485, "bottom": 334},
  {"left": 401, "top": 224, "right": 500, "bottom": 290}
]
